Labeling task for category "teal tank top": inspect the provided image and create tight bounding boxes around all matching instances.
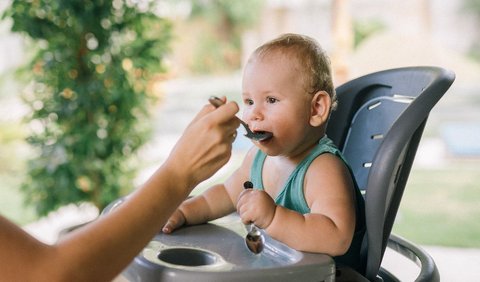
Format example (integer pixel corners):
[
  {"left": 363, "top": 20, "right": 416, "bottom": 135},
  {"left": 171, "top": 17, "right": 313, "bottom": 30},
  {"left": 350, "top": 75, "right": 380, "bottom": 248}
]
[{"left": 250, "top": 135, "right": 366, "bottom": 273}]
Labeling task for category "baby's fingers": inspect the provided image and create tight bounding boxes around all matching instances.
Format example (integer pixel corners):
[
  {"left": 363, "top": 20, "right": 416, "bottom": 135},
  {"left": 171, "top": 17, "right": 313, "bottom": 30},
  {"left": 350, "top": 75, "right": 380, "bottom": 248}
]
[
  {"left": 162, "top": 211, "right": 185, "bottom": 234},
  {"left": 236, "top": 191, "right": 253, "bottom": 224},
  {"left": 161, "top": 220, "right": 175, "bottom": 234}
]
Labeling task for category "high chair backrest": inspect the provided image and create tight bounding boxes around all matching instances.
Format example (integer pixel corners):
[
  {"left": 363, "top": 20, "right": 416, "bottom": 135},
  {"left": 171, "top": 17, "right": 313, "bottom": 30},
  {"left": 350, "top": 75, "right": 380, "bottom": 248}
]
[{"left": 326, "top": 66, "right": 455, "bottom": 281}]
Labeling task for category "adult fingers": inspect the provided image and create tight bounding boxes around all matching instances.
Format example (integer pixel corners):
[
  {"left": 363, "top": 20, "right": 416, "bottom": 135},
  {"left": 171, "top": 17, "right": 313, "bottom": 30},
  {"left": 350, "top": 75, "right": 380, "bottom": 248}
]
[{"left": 206, "top": 101, "right": 240, "bottom": 130}]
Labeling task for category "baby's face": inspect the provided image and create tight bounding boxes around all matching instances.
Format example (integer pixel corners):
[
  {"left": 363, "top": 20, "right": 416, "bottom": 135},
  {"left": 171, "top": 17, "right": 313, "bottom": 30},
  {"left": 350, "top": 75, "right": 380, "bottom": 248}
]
[{"left": 241, "top": 53, "right": 316, "bottom": 157}]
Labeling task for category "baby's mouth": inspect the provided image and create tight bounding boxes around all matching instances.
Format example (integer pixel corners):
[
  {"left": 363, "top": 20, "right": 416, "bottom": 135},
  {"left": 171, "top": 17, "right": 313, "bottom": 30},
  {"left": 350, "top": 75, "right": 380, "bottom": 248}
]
[{"left": 253, "top": 130, "right": 273, "bottom": 141}]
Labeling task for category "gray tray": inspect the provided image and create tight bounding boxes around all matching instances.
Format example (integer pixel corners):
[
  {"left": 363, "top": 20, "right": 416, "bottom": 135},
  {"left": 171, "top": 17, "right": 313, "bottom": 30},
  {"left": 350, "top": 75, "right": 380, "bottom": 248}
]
[{"left": 104, "top": 198, "right": 335, "bottom": 282}]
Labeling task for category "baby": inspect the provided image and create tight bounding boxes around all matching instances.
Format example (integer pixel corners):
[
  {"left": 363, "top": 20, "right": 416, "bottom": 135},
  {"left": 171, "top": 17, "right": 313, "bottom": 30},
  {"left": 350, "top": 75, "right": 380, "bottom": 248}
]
[{"left": 163, "top": 33, "right": 365, "bottom": 272}]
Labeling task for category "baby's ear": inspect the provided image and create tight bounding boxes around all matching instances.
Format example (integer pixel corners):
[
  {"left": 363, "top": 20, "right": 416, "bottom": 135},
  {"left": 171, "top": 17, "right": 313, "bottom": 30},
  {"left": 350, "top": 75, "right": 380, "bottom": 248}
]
[{"left": 310, "top": 91, "right": 331, "bottom": 127}]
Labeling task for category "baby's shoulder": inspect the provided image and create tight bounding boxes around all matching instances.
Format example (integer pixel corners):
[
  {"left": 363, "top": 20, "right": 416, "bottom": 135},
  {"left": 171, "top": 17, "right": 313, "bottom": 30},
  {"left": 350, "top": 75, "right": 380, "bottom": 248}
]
[
  {"left": 305, "top": 153, "right": 350, "bottom": 185},
  {"left": 310, "top": 152, "right": 343, "bottom": 168},
  {"left": 235, "top": 146, "right": 260, "bottom": 174}
]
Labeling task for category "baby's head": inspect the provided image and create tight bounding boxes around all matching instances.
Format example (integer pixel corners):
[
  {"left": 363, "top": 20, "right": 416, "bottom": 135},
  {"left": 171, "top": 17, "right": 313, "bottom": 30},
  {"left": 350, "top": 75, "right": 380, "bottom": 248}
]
[
  {"left": 248, "top": 33, "right": 337, "bottom": 111},
  {"left": 242, "top": 33, "right": 336, "bottom": 155}
]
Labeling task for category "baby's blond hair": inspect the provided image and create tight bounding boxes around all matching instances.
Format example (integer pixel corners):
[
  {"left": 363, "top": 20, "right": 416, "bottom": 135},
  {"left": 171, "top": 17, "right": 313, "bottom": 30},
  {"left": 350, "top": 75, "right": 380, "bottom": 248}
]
[{"left": 251, "top": 33, "right": 337, "bottom": 110}]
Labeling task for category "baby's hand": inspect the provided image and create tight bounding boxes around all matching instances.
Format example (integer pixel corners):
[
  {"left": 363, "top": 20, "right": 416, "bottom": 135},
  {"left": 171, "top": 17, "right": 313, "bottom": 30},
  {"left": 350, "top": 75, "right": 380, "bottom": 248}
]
[
  {"left": 162, "top": 209, "right": 186, "bottom": 234},
  {"left": 237, "top": 188, "right": 276, "bottom": 229}
]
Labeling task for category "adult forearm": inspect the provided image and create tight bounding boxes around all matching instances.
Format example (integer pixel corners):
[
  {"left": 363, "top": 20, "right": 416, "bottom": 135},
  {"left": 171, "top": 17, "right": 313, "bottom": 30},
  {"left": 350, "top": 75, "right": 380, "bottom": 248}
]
[
  {"left": 0, "top": 166, "right": 184, "bottom": 282},
  {"left": 49, "top": 164, "right": 194, "bottom": 281}
]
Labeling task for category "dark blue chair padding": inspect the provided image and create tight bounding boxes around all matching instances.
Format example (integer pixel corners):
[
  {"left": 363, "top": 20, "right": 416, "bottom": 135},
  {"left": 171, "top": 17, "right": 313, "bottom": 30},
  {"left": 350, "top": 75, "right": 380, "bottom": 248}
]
[
  {"left": 342, "top": 96, "right": 413, "bottom": 191},
  {"left": 326, "top": 66, "right": 455, "bottom": 281}
]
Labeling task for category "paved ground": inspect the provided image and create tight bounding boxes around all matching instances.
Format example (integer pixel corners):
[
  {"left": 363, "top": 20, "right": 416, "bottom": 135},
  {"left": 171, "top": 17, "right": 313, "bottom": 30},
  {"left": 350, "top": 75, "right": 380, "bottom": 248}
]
[
  {"left": 382, "top": 243, "right": 480, "bottom": 281},
  {"left": 18, "top": 74, "right": 480, "bottom": 280}
]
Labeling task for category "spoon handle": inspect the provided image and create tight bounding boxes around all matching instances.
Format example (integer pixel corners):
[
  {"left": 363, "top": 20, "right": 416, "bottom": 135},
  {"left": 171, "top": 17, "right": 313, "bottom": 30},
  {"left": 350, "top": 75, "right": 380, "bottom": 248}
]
[
  {"left": 208, "top": 96, "right": 225, "bottom": 108},
  {"left": 243, "top": 181, "right": 254, "bottom": 189},
  {"left": 243, "top": 181, "right": 255, "bottom": 230}
]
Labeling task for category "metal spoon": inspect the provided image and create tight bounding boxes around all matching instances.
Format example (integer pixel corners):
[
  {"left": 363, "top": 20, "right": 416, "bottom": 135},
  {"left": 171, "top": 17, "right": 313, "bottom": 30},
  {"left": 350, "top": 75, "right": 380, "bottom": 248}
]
[
  {"left": 243, "top": 181, "right": 265, "bottom": 254},
  {"left": 208, "top": 96, "right": 273, "bottom": 141}
]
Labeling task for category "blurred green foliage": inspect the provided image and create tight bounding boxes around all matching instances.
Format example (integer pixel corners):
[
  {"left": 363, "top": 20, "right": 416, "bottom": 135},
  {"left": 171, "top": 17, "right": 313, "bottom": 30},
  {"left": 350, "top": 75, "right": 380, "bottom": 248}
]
[
  {"left": 2, "top": 0, "right": 172, "bottom": 215},
  {"left": 353, "top": 19, "right": 386, "bottom": 48}
]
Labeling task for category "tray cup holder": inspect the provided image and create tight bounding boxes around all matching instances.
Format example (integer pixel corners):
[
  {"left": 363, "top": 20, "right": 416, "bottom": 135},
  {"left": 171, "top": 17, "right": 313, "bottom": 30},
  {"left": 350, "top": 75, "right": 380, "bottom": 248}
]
[{"left": 158, "top": 248, "right": 219, "bottom": 267}]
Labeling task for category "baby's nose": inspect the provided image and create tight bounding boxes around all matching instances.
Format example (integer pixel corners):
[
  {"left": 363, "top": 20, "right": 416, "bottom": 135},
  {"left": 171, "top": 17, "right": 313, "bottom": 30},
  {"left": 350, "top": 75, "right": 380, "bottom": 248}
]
[{"left": 246, "top": 105, "right": 264, "bottom": 121}]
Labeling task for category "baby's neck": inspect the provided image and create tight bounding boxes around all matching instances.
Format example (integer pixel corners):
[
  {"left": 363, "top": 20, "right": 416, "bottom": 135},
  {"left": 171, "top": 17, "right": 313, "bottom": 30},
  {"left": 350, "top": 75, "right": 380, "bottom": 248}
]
[{"left": 277, "top": 133, "right": 325, "bottom": 164}]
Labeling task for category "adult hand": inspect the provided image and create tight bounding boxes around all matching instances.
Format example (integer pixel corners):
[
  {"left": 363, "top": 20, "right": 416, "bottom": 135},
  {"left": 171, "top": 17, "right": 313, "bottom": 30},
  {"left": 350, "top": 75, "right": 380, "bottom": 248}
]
[
  {"left": 237, "top": 189, "right": 276, "bottom": 229},
  {"left": 164, "top": 99, "right": 240, "bottom": 189}
]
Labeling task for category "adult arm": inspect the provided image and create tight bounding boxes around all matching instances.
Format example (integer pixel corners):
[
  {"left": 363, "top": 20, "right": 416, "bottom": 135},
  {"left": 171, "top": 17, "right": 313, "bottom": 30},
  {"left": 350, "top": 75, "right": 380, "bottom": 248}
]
[{"left": 0, "top": 101, "right": 240, "bottom": 282}]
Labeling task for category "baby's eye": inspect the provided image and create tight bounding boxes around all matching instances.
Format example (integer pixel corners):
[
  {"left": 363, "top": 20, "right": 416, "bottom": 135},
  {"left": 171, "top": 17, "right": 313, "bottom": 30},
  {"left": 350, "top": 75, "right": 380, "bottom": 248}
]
[
  {"left": 244, "top": 98, "right": 254, "bottom": 106},
  {"left": 267, "top": 97, "right": 278, "bottom": 104}
]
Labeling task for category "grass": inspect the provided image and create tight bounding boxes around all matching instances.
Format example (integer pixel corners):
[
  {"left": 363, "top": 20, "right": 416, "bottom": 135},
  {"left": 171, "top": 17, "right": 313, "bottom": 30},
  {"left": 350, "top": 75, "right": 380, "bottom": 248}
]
[{"left": 393, "top": 161, "right": 480, "bottom": 248}]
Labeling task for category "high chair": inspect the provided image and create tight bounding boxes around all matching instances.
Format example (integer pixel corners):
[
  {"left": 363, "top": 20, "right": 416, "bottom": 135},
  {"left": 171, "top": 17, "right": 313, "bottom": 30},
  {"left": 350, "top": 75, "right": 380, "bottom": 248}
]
[{"left": 327, "top": 66, "right": 455, "bottom": 281}]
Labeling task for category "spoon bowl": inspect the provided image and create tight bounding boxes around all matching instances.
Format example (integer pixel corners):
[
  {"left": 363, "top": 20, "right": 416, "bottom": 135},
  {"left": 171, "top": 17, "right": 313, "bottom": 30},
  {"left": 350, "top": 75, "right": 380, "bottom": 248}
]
[{"left": 245, "top": 224, "right": 265, "bottom": 254}]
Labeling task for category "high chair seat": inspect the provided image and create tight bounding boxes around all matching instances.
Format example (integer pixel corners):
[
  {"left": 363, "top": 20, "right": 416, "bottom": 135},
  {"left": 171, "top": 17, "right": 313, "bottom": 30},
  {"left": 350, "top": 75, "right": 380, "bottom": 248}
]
[{"left": 327, "top": 66, "right": 455, "bottom": 281}]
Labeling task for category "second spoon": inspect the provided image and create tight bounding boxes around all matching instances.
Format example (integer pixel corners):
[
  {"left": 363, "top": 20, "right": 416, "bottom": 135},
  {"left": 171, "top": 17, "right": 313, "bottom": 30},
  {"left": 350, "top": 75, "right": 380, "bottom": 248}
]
[{"left": 243, "top": 181, "right": 265, "bottom": 254}]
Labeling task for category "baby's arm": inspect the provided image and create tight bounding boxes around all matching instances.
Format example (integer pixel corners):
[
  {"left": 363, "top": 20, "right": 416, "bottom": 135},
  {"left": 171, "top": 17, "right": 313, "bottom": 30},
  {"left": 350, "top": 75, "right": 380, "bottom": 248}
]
[
  {"left": 163, "top": 147, "right": 257, "bottom": 233},
  {"left": 241, "top": 153, "right": 356, "bottom": 256},
  {"left": 162, "top": 184, "right": 233, "bottom": 233}
]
